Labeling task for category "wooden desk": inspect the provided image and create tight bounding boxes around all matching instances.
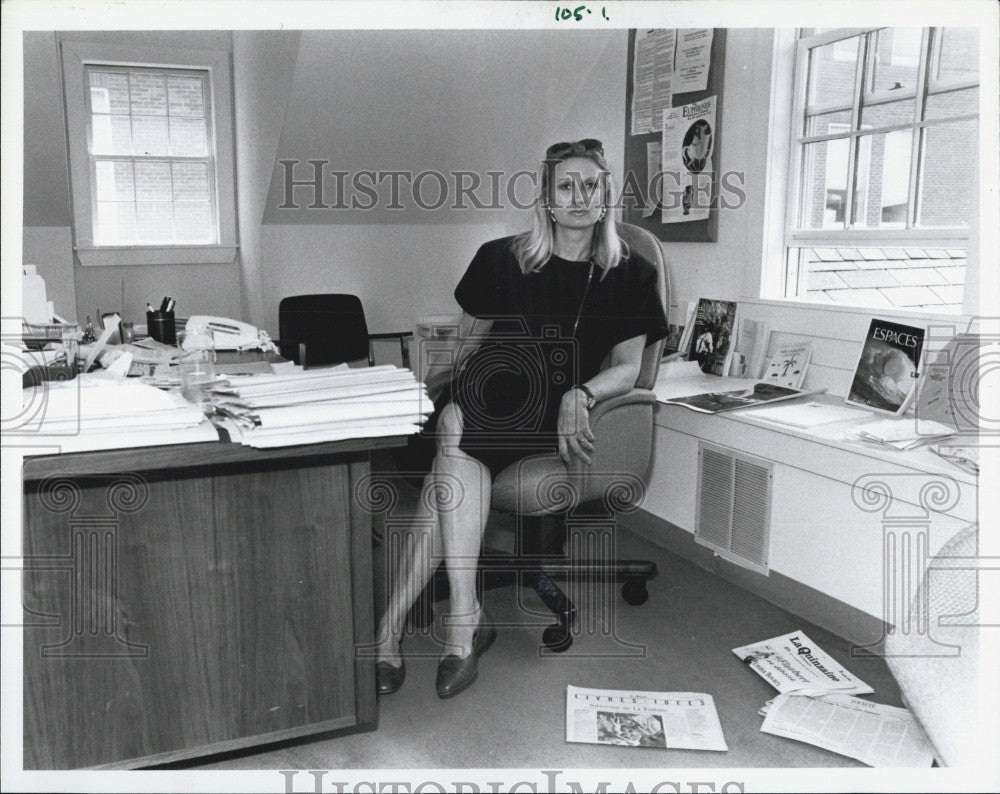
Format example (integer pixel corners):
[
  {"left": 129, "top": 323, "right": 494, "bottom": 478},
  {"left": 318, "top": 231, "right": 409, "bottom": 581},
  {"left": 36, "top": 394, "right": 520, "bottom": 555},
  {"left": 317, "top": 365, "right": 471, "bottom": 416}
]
[{"left": 22, "top": 435, "right": 405, "bottom": 769}]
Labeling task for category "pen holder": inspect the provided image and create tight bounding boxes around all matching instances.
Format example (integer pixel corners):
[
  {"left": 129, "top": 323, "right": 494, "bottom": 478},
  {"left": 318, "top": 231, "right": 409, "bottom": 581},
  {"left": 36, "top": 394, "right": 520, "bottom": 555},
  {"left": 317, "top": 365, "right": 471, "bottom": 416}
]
[{"left": 147, "top": 310, "right": 176, "bottom": 345}]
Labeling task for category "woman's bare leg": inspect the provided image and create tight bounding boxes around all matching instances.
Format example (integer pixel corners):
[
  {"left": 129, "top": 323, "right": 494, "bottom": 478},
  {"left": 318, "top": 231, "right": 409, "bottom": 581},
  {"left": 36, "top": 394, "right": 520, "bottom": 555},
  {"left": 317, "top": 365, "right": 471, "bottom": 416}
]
[
  {"left": 374, "top": 472, "right": 441, "bottom": 667},
  {"left": 434, "top": 402, "right": 492, "bottom": 657}
]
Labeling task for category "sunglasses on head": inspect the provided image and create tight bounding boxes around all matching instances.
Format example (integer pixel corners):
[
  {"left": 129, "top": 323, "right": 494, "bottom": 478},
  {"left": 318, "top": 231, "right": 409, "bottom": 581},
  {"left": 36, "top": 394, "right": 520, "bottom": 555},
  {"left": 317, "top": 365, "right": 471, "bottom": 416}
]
[{"left": 545, "top": 138, "right": 604, "bottom": 159}]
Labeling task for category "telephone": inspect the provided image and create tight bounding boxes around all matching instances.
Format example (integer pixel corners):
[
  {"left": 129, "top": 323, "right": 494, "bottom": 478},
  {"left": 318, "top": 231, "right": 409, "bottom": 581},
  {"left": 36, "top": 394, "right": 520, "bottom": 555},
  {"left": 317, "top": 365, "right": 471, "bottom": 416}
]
[{"left": 184, "top": 316, "right": 261, "bottom": 350}]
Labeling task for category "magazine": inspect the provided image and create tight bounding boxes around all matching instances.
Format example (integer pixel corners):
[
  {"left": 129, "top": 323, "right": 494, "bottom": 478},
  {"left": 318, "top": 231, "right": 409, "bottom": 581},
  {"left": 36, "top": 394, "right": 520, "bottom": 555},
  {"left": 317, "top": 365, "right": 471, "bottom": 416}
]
[
  {"left": 761, "top": 340, "right": 812, "bottom": 389},
  {"left": 846, "top": 319, "right": 925, "bottom": 415},
  {"left": 662, "top": 382, "right": 814, "bottom": 414},
  {"left": 731, "top": 630, "right": 873, "bottom": 696},
  {"left": 686, "top": 298, "right": 737, "bottom": 376},
  {"left": 728, "top": 317, "right": 769, "bottom": 378},
  {"left": 566, "top": 685, "right": 728, "bottom": 751}
]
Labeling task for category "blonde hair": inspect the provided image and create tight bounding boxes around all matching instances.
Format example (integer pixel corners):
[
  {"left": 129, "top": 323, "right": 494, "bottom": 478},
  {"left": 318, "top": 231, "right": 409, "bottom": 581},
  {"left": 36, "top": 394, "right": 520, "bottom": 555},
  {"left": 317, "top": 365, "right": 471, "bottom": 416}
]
[{"left": 510, "top": 144, "right": 627, "bottom": 276}]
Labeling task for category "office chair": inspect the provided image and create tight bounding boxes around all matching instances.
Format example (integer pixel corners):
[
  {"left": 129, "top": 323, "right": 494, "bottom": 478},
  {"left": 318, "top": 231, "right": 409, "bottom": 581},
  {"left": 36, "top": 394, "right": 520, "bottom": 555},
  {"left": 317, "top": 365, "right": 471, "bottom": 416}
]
[
  {"left": 278, "top": 294, "right": 413, "bottom": 369},
  {"left": 410, "top": 223, "right": 669, "bottom": 651}
]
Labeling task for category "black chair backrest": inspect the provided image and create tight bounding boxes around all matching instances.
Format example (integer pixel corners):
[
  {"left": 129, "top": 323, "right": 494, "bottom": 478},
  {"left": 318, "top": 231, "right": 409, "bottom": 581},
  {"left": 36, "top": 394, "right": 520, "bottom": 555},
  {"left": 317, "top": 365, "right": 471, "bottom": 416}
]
[{"left": 278, "top": 294, "right": 370, "bottom": 367}]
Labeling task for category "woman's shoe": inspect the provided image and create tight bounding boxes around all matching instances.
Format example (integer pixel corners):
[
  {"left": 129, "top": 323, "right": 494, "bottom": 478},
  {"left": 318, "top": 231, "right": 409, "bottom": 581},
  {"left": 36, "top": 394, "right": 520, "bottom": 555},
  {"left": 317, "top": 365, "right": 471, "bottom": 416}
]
[
  {"left": 376, "top": 659, "right": 406, "bottom": 695},
  {"left": 435, "top": 610, "right": 496, "bottom": 699}
]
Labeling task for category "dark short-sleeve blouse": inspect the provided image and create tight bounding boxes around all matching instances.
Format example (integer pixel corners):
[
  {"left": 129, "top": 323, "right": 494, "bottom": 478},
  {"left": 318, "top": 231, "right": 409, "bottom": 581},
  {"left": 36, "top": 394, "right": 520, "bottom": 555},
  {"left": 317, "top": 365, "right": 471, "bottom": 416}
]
[{"left": 446, "top": 236, "right": 667, "bottom": 475}]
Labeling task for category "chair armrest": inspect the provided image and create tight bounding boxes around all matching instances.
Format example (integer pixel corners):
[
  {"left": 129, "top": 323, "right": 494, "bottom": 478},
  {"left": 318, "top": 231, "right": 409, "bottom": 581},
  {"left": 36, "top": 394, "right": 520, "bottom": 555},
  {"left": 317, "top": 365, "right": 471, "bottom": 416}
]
[
  {"left": 367, "top": 330, "right": 414, "bottom": 368},
  {"left": 570, "top": 388, "right": 657, "bottom": 485},
  {"left": 588, "top": 388, "right": 656, "bottom": 423}
]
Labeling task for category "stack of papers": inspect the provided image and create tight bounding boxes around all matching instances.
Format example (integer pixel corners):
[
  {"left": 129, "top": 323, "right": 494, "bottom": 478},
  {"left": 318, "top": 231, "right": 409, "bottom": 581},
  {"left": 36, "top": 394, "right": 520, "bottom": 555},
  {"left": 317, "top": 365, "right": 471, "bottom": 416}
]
[
  {"left": 733, "top": 630, "right": 936, "bottom": 766},
  {"left": 211, "top": 364, "right": 431, "bottom": 448},
  {"left": 20, "top": 378, "right": 216, "bottom": 454},
  {"left": 845, "top": 417, "right": 957, "bottom": 450}
]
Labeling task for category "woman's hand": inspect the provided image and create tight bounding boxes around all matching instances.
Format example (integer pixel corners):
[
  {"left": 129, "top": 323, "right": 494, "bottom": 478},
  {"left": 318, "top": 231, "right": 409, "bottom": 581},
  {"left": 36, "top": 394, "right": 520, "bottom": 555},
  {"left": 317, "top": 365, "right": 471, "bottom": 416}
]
[{"left": 557, "top": 388, "right": 595, "bottom": 465}]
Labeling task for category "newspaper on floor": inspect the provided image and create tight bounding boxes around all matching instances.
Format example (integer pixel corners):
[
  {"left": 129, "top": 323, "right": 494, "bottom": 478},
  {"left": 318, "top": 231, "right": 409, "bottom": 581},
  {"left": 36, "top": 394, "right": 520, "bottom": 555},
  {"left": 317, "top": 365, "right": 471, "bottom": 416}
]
[
  {"left": 565, "top": 686, "right": 728, "bottom": 752},
  {"left": 732, "top": 630, "right": 873, "bottom": 696},
  {"left": 759, "top": 693, "right": 935, "bottom": 767}
]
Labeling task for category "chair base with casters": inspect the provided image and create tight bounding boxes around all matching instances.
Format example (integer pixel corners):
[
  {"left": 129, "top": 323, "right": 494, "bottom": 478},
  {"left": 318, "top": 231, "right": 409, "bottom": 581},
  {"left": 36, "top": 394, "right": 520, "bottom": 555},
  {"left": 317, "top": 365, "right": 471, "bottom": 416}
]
[{"left": 407, "top": 505, "right": 657, "bottom": 653}]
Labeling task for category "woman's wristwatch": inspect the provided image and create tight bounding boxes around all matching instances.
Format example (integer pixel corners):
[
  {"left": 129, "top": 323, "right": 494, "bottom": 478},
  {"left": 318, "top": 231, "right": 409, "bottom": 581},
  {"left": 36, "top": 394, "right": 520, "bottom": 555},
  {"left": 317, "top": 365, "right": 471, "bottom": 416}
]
[{"left": 574, "top": 384, "right": 597, "bottom": 410}]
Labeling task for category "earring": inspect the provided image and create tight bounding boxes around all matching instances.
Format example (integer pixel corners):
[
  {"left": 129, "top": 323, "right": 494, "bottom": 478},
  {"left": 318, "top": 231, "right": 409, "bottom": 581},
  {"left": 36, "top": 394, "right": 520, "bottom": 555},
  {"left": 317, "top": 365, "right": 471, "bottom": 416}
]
[
  {"left": 548, "top": 208, "right": 556, "bottom": 222},
  {"left": 598, "top": 208, "right": 607, "bottom": 222}
]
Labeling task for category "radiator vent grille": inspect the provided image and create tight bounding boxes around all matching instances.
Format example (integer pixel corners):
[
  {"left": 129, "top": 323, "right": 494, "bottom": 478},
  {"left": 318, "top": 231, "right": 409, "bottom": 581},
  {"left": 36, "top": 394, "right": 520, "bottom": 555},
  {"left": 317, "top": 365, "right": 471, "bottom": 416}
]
[{"left": 695, "top": 443, "right": 772, "bottom": 574}]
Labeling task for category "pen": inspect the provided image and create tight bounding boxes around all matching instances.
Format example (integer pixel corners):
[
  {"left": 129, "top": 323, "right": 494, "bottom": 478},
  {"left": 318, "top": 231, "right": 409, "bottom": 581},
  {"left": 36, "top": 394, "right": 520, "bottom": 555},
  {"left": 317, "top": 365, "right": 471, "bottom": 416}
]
[
  {"left": 147, "top": 303, "right": 154, "bottom": 312},
  {"left": 160, "top": 296, "right": 171, "bottom": 312},
  {"left": 165, "top": 298, "right": 175, "bottom": 313}
]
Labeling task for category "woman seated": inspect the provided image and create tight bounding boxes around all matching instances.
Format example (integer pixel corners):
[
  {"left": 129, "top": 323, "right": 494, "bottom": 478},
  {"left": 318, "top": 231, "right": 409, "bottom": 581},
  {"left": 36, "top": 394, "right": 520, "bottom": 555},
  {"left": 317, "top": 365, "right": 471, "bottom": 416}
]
[{"left": 375, "top": 138, "right": 667, "bottom": 698}]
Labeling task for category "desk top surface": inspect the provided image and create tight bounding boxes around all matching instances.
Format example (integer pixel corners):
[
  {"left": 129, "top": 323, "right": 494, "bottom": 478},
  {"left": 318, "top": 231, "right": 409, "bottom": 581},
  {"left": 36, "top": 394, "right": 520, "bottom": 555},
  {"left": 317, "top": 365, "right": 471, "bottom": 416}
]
[{"left": 22, "top": 433, "right": 408, "bottom": 481}]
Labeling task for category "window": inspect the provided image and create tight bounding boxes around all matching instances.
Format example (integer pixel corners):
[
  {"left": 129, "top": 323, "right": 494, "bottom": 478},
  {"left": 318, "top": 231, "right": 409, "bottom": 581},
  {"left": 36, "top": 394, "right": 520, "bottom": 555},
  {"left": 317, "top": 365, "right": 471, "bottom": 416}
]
[
  {"left": 61, "top": 40, "right": 237, "bottom": 265},
  {"left": 783, "top": 28, "right": 978, "bottom": 313}
]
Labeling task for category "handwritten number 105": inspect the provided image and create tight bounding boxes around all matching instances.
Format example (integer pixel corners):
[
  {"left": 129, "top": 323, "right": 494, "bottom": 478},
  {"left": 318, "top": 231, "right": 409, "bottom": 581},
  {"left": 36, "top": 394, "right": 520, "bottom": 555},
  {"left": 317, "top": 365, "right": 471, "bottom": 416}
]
[{"left": 556, "top": 5, "right": 610, "bottom": 21}]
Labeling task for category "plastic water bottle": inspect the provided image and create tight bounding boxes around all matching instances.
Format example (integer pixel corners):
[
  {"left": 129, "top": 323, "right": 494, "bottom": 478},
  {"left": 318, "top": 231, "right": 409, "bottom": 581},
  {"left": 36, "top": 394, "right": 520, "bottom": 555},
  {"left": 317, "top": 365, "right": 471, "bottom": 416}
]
[{"left": 178, "top": 329, "right": 216, "bottom": 413}]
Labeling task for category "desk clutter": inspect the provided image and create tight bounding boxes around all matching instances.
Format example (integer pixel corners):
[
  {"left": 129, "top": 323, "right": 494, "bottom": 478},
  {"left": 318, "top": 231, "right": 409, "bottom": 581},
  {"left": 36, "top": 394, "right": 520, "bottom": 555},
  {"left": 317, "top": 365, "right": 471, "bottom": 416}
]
[
  {"left": 211, "top": 364, "right": 431, "bottom": 449},
  {"left": 17, "top": 286, "right": 429, "bottom": 453},
  {"left": 19, "top": 378, "right": 218, "bottom": 454}
]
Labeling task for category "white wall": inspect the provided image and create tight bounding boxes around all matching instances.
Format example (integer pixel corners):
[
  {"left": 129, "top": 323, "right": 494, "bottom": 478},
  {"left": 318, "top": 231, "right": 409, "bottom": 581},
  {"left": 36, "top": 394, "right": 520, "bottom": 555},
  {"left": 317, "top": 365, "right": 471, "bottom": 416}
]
[
  {"left": 232, "top": 30, "right": 302, "bottom": 327},
  {"left": 256, "top": 28, "right": 630, "bottom": 336}
]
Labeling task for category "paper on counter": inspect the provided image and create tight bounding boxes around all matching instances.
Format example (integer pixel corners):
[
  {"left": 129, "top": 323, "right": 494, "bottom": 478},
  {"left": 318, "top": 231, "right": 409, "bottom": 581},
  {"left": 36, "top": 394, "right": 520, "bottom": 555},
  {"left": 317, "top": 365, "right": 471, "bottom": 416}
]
[{"left": 760, "top": 693, "right": 935, "bottom": 767}]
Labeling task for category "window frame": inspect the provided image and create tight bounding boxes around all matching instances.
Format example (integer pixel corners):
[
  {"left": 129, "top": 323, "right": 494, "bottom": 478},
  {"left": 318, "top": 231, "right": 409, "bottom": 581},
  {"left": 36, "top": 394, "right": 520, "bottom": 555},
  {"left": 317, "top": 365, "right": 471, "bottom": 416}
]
[
  {"left": 786, "top": 27, "right": 978, "bottom": 248},
  {"left": 61, "top": 40, "right": 237, "bottom": 266},
  {"left": 778, "top": 27, "right": 978, "bottom": 306}
]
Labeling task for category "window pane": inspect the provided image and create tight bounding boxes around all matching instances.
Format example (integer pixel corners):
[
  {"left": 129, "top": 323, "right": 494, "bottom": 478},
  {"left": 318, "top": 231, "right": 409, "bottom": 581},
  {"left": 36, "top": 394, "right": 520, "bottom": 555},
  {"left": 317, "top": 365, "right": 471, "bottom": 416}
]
[
  {"left": 172, "top": 162, "right": 209, "bottom": 201},
  {"left": 173, "top": 202, "right": 212, "bottom": 242},
  {"left": 925, "top": 86, "right": 978, "bottom": 120},
  {"left": 91, "top": 115, "right": 132, "bottom": 155},
  {"left": 128, "top": 72, "right": 167, "bottom": 116},
  {"left": 169, "top": 117, "right": 208, "bottom": 156},
  {"left": 131, "top": 116, "right": 169, "bottom": 156},
  {"left": 807, "top": 36, "right": 861, "bottom": 108},
  {"left": 167, "top": 75, "right": 206, "bottom": 117},
  {"left": 869, "top": 28, "right": 922, "bottom": 94},
  {"left": 96, "top": 202, "right": 137, "bottom": 245},
  {"left": 89, "top": 71, "right": 129, "bottom": 113},
  {"left": 796, "top": 246, "right": 964, "bottom": 313},
  {"left": 936, "top": 28, "right": 978, "bottom": 82},
  {"left": 919, "top": 119, "right": 976, "bottom": 227},
  {"left": 134, "top": 161, "right": 171, "bottom": 201},
  {"left": 94, "top": 161, "right": 134, "bottom": 201},
  {"left": 849, "top": 131, "right": 912, "bottom": 229},
  {"left": 860, "top": 98, "right": 915, "bottom": 130},
  {"left": 801, "top": 138, "right": 851, "bottom": 229},
  {"left": 136, "top": 202, "right": 174, "bottom": 242},
  {"left": 806, "top": 110, "right": 851, "bottom": 137}
]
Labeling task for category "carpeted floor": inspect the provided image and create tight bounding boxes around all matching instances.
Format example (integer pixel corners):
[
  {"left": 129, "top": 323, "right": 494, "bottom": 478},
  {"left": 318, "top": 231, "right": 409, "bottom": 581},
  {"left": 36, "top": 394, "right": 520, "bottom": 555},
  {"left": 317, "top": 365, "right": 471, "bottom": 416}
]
[{"left": 185, "top": 494, "right": 905, "bottom": 774}]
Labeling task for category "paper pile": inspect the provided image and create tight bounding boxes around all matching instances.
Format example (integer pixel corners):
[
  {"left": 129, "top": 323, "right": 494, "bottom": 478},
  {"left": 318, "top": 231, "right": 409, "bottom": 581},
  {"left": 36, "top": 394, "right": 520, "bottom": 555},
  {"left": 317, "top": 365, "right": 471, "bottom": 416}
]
[
  {"left": 846, "top": 417, "right": 957, "bottom": 450},
  {"left": 733, "top": 630, "right": 935, "bottom": 767},
  {"left": 21, "top": 378, "right": 215, "bottom": 453},
  {"left": 211, "top": 364, "right": 432, "bottom": 448}
]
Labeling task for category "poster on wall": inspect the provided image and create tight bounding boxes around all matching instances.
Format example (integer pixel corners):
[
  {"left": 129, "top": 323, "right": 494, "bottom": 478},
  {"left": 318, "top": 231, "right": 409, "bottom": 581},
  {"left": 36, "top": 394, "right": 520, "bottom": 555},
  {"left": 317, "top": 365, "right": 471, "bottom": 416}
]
[
  {"left": 661, "top": 96, "right": 716, "bottom": 224},
  {"left": 631, "top": 29, "right": 676, "bottom": 135},
  {"left": 674, "top": 29, "right": 714, "bottom": 93}
]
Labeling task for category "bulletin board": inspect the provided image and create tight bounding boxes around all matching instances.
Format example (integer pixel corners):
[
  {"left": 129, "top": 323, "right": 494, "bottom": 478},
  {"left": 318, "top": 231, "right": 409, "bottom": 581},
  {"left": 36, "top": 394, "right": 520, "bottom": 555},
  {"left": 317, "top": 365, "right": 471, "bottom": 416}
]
[{"left": 624, "top": 28, "right": 726, "bottom": 242}]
